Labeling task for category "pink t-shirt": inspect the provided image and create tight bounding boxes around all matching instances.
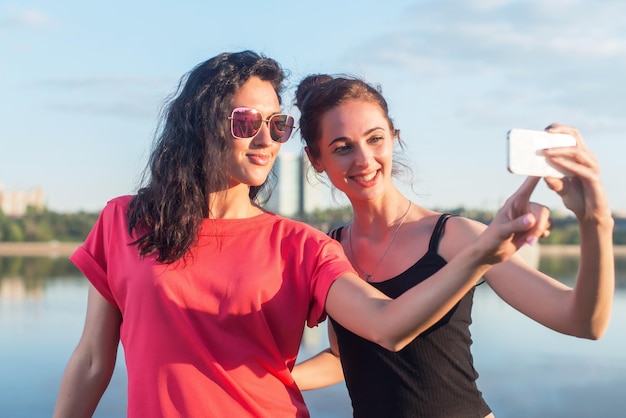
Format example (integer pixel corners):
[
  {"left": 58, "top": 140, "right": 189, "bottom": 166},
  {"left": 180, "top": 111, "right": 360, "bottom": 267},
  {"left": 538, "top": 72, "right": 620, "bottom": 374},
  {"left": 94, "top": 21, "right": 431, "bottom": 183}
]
[{"left": 70, "top": 196, "right": 354, "bottom": 417}]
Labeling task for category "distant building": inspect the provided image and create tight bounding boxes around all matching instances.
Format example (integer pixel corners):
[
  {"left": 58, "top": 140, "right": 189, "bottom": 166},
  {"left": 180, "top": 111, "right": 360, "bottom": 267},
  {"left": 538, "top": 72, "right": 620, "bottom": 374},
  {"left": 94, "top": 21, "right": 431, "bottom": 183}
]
[
  {"left": 302, "top": 165, "right": 328, "bottom": 215},
  {"left": 0, "top": 183, "right": 46, "bottom": 217},
  {"left": 266, "top": 153, "right": 300, "bottom": 217},
  {"left": 265, "top": 152, "right": 328, "bottom": 217}
]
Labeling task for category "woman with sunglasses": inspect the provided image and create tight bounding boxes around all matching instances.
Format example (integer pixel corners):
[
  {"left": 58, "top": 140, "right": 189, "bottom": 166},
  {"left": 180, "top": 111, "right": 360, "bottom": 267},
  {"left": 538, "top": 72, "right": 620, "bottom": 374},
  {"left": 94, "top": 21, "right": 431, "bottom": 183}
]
[
  {"left": 53, "top": 51, "right": 551, "bottom": 418},
  {"left": 291, "top": 74, "right": 614, "bottom": 418}
]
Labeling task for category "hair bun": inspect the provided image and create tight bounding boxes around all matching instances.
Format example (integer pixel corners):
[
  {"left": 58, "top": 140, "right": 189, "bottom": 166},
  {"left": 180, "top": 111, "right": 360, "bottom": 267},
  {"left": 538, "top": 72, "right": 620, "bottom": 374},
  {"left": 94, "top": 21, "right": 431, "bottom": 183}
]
[{"left": 295, "top": 74, "right": 333, "bottom": 110}]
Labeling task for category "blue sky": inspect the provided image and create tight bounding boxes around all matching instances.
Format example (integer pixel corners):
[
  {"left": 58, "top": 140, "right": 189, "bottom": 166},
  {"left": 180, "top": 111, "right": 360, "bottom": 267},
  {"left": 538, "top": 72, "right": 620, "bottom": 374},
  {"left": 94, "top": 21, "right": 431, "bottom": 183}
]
[{"left": 1, "top": 0, "right": 625, "bottom": 214}]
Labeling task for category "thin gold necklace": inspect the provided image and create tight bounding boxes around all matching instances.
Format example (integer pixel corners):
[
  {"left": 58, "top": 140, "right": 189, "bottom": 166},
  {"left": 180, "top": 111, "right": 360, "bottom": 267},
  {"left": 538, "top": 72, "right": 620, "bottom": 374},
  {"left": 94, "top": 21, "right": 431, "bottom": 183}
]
[{"left": 348, "top": 200, "right": 412, "bottom": 283}]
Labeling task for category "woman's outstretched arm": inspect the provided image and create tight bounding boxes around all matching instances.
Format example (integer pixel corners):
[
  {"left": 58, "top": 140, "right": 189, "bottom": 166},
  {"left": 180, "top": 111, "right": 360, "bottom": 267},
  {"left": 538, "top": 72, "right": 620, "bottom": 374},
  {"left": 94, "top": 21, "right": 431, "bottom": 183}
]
[
  {"left": 483, "top": 124, "right": 614, "bottom": 339},
  {"left": 325, "top": 177, "right": 549, "bottom": 351}
]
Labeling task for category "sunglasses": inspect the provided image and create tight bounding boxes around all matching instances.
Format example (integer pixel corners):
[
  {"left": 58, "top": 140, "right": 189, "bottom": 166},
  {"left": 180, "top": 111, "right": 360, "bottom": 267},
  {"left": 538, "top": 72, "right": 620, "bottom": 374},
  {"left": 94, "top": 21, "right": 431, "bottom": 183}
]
[{"left": 228, "top": 107, "right": 295, "bottom": 143}]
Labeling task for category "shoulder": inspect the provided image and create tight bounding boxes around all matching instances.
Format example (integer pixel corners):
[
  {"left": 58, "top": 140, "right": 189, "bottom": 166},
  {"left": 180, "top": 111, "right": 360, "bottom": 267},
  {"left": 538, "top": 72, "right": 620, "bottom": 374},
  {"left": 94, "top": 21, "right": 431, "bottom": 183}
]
[
  {"left": 438, "top": 215, "right": 488, "bottom": 259},
  {"left": 445, "top": 215, "right": 487, "bottom": 234},
  {"left": 270, "top": 215, "right": 336, "bottom": 241},
  {"left": 273, "top": 217, "right": 348, "bottom": 259},
  {"left": 75, "top": 196, "right": 135, "bottom": 264},
  {"left": 93, "top": 195, "right": 134, "bottom": 230},
  {"left": 105, "top": 195, "right": 134, "bottom": 211}
]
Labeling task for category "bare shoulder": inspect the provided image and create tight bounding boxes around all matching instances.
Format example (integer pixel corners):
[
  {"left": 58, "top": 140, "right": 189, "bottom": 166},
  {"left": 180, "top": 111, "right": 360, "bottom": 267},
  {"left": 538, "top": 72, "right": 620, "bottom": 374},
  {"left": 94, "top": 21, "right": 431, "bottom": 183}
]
[{"left": 438, "top": 216, "right": 488, "bottom": 259}]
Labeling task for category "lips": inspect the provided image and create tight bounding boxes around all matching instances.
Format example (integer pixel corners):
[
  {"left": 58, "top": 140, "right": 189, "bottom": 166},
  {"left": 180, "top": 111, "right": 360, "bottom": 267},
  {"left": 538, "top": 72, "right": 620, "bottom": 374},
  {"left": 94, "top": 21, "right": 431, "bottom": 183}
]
[
  {"left": 247, "top": 153, "right": 272, "bottom": 165},
  {"left": 350, "top": 170, "right": 379, "bottom": 186}
]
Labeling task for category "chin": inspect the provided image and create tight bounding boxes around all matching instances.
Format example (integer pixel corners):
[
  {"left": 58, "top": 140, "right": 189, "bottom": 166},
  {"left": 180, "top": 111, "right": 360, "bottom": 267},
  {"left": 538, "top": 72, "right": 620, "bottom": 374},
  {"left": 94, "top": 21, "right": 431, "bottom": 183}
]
[{"left": 249, "top": 178, "right": 269, "bottom": 187}]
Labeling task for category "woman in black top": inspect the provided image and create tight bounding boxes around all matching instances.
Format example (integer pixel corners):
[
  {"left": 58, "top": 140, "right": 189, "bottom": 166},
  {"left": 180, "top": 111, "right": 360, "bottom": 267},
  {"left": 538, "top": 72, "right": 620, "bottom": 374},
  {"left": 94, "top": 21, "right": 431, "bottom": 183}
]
[{"left": 292, "top": 74, "right": 614, "bottom": 417}]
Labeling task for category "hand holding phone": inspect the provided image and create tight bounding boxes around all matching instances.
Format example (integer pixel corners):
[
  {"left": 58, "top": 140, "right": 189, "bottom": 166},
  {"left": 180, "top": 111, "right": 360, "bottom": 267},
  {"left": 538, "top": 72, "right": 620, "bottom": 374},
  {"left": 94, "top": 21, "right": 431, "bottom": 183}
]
[{"left": 507, "top": 128, "right": 576, "bottom": 178}]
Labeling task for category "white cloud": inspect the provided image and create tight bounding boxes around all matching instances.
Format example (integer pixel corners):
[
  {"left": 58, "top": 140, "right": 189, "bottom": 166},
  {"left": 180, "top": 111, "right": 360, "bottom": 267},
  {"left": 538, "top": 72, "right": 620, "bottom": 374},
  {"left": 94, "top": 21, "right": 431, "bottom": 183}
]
[
  {"left": 24, "top": 75, "right": 176, "bottom": 119},
  {"left": 2, "top": 6, "right": 53, "bottom": 29},
  {"left": 356, "top": 0, "right": 626, "bottom": 70},
  {"left": 337, "top": 0, "right": 626, "bottom": 135}
]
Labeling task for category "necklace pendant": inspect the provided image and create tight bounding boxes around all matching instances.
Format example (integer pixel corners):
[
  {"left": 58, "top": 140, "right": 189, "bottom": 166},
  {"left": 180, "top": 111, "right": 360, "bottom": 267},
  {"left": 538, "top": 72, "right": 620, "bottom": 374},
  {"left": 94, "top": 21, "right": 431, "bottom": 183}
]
[{"left": 364, "top": 273, "right": 374, "bottom": 282}]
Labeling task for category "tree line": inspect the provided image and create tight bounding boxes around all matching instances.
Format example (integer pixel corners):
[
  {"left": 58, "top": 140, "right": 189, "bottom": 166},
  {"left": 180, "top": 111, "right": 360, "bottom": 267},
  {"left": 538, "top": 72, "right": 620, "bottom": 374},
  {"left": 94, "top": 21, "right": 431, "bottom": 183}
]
[
  {"left": 297, "top": 206, "right": 626, "bottom": 246},
  {"left": 1, "top": 205, "right": 625, "bottom": 245},
  {"left": 0, "top": 207, "right": 99, "bottom": 242}
]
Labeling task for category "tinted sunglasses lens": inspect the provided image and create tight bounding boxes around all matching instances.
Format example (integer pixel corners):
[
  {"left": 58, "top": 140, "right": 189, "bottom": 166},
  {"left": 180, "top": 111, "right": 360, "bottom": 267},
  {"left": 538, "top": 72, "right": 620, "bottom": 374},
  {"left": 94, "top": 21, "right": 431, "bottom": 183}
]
[
  {"left": 269, "top": 114, "right": 295, "bottom": 143},
  {"left": 231, "top": 108, "right": 262, "bottom": 139}
]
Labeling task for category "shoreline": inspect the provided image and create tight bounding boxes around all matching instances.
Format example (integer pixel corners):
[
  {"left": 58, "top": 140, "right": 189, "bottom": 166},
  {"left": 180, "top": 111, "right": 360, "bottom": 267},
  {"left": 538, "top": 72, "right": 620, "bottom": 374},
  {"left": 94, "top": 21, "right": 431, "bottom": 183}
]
[
  {"left": 539, "top": 244, "right": 626, "bottom": 256},
  {"left": 1, "top": 241, "right": 625, "bottom": 257},
  {"left": 0, "top": 241, "right": 81, "bottom": 257}
]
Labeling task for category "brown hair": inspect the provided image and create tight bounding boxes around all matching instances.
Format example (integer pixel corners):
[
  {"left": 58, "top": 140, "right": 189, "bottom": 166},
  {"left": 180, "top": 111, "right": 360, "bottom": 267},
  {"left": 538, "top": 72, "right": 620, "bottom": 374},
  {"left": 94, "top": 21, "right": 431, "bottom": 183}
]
[{"left": 294, "top": 74, "right": 413, "bottom": 183}]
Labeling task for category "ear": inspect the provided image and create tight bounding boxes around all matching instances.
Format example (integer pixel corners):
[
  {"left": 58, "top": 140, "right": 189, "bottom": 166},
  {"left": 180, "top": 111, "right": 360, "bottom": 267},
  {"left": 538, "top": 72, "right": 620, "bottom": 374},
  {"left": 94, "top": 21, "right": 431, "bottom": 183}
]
[{"left": 304, "top": 146, "right": 324, "bottom": 173}]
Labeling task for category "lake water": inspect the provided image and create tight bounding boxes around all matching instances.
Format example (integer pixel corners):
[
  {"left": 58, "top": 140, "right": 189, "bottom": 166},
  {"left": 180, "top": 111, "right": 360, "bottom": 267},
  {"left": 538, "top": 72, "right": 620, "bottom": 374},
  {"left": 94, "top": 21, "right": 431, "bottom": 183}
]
[{"left": 1, "top": 253, "right": 625, "bottom": 417}]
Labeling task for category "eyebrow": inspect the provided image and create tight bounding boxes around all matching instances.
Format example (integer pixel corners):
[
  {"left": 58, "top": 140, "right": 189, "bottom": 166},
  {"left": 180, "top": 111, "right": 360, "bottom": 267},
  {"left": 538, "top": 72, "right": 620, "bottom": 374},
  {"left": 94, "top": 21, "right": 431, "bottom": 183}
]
[
  {"left": 327, "top": 127, "right": 386, "bottom": 148},
  {"left": 230, "top": 106, "right": 283, "bottom": 117}
]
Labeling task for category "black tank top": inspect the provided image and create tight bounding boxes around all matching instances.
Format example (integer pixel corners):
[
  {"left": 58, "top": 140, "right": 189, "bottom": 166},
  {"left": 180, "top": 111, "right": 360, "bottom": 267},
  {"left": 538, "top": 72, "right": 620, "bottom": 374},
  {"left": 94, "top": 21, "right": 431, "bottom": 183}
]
[{"left": 329, "top": 214, "right": 491, "bottom": 418}]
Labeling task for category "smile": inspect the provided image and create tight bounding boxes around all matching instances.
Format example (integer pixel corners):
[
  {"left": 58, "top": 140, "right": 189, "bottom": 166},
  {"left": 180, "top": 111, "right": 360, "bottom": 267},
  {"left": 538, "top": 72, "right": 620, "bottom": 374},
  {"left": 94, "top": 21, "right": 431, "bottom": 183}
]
[
  {"left": 247, "top": 153, "right": 272, "bottom": 165},
  {"left": 350, "top": 170, "right": 378, "bottom": 183}
]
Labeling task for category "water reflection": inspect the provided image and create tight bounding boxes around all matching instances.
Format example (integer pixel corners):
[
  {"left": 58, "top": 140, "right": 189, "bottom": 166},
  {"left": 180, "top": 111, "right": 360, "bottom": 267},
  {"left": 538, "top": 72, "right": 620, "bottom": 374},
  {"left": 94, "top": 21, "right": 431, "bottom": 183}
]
[
  {"left": 539, "top": 253, "right": 626, "bottom": 287},
  {"left": 0, "top": 256, "right": 82, "bottom": 305},
  {"left": 538, "top": 256, "right": 580, "bottom": 281},
  {"left": 3, "top": 253, "right": 622, "bottom": 294},
  {"left": 0, "top": 256, "right": 82, "bottom": 284}
]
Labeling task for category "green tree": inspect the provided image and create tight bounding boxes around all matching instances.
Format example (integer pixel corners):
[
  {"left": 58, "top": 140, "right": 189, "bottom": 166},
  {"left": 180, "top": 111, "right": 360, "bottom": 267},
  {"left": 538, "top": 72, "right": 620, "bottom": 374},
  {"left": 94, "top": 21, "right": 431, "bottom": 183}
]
[{"left": 4, "top": 222, "right": 25, "bottom": 241}]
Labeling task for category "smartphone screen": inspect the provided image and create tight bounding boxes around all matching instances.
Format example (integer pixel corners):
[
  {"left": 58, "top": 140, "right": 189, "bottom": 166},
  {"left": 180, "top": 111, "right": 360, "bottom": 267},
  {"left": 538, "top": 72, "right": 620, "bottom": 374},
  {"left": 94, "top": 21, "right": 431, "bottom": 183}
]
[{"left": 507, "top": 128, "right": 576, "bottom": 178}]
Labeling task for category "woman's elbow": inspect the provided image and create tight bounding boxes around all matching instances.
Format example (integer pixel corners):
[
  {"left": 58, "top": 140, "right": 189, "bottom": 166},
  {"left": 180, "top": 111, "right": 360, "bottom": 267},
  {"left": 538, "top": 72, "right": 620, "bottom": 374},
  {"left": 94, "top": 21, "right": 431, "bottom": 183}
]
[
  {"left": 367, "top": 331, "right": 414, "bottom": 352},
  {"left": 575, "top": 329, "right": 604, "bottom": 341},
  {"left": 579, "top": 322, "right": 610, "bottom": 340},
  {"left": 571, "top": 316, "right": 611, "bottom": 340},
  {"left": 73, "top": 341, "right": 119, "bottom": 382}
]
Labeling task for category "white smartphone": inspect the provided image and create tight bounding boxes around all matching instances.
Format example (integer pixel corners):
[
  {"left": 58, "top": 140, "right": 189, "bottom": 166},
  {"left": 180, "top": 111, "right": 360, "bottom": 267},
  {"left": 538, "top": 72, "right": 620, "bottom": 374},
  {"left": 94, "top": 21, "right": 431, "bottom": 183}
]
[{"left": 507, "top": 128, "right": 576, "bottom": 178}]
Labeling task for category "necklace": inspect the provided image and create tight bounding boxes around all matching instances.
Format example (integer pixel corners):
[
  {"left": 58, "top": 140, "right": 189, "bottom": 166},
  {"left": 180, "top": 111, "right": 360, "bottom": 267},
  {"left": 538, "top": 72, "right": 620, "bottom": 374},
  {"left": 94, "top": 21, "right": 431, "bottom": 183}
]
[{"left": 348, "top": 200, "right": 412, "bottom": 283}]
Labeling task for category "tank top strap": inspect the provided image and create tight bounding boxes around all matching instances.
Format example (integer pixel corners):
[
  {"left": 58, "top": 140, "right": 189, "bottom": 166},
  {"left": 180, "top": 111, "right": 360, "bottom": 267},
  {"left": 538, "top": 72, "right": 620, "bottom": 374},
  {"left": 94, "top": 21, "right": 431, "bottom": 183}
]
[
  {"left": 427, "top": 214, "right": 453, "bottom": 254},
  {"left": 328, "top": 226, "right": 344, "bottom": 242}
]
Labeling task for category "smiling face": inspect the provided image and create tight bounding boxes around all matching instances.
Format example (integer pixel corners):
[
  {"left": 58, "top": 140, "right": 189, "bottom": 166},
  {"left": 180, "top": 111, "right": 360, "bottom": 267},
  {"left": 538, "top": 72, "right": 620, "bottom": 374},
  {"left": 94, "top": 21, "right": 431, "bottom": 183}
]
[
  {"left": 225, "top": 76, "right": 284, "bottom": 189},
  {"left": 309, "top": 100, "right": 396, "bottom": 202}
]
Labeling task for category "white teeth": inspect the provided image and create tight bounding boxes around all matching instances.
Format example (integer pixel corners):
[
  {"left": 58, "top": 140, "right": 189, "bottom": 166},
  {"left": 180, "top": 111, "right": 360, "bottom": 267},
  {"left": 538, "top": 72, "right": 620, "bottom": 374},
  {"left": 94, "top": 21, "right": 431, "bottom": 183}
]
[{"left": 353, "top": 171, "right": 377, "bottom": 182}]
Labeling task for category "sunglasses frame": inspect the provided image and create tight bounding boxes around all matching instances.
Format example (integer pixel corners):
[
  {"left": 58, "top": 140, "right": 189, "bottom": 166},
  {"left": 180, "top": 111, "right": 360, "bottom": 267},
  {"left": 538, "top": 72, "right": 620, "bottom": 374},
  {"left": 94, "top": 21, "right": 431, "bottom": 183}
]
[{"left": 228, "top": 107, "right": 295, "bottom": 143}]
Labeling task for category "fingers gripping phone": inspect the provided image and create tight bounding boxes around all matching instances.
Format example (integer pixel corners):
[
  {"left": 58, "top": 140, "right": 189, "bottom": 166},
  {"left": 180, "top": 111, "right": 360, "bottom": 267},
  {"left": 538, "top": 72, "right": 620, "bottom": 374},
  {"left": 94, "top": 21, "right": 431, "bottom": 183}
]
[{"left": 507, "top": 128, "right": 576, "bottom": 178}]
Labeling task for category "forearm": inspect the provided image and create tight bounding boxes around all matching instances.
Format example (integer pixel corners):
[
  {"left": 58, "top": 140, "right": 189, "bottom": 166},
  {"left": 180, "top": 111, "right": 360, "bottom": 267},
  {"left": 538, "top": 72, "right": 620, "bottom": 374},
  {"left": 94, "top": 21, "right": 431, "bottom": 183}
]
[
  {"left": 54, "top": 284, "right": 121, "bottom": 417},
  {"left": 328, "top": 182, "right": 542, "bottom": 351},
  {"left": 53, "top": 347, "right": 116, "bottom": 418},
  {"left": 374, "top": 243, "right": 493, "bottom": 349},
  {"left": 327, "top": 242, "right": 494, "bottom": 352},
  {"left": 292, "top": 348, "right": 344, "bottom": 390},
  {"left": 572, "top": 215, "right": 615, "bottom": 339}
]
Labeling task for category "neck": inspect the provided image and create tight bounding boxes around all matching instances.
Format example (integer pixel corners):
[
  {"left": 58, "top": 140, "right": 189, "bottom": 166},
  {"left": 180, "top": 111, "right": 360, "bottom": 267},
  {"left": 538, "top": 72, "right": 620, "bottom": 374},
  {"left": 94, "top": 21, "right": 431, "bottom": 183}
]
[
  {"left": 208, "top": 186, "right": 262, "bottom": 219},
  {"left": 350, "top": 191, "right": 410, "bottom": 238},
  {"left": 347, "top": 198, "right": 413, "bottom": 283}
]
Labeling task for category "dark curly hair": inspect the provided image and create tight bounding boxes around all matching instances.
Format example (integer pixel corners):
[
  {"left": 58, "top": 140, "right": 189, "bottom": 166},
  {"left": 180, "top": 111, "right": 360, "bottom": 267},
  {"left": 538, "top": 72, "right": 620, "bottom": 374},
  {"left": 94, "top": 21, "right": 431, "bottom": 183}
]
[{"left": 127, "top": 51, "right": 288, "bottom": 263}]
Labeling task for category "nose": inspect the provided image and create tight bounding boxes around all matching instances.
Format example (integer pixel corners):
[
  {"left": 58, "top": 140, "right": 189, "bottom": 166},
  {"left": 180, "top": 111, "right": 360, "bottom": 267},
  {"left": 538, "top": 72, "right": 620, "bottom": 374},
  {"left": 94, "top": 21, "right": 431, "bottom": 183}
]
[
  {"left": 251, "top": 122, "right": 275, "bottom": 147},
  {"left": 354, "top": 144, "right": 373, "bottom": 167}
]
